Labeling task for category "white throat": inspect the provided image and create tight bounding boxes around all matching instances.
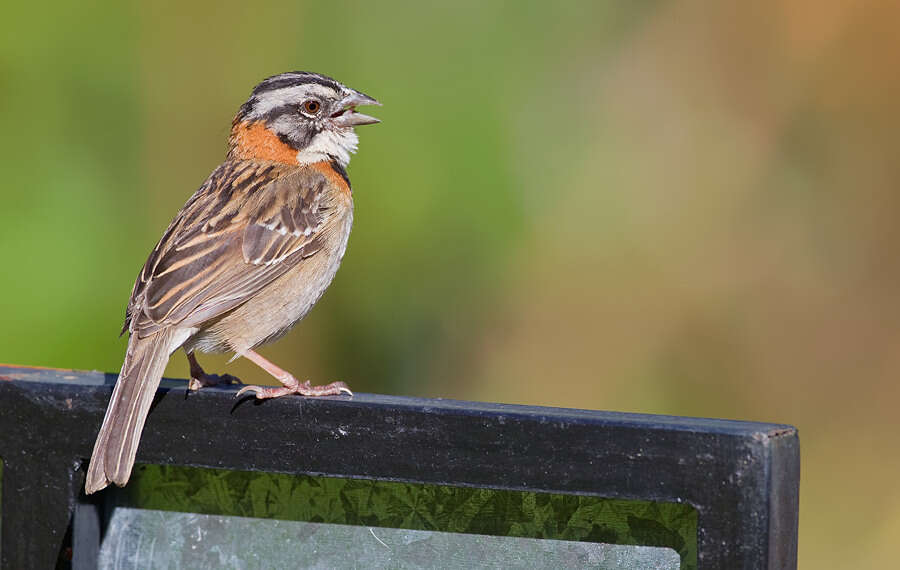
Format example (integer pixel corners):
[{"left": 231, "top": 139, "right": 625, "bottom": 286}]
[{"left": 296, "top": 129, "right": 359, "bottom": 167}]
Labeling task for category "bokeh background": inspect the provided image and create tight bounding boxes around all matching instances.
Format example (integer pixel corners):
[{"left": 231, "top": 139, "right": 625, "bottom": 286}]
[{"left": 1, "top": 1, "right": 897, "bottom": 566}]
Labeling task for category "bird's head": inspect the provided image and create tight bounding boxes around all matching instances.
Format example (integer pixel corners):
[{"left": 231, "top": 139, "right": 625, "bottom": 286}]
[{"left": 228, "top": 71, "right": 380, "bottom": 167}]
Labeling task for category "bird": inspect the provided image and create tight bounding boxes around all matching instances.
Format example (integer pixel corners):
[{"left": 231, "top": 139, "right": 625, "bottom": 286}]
[{"left": 85, "top": 71, "right": 380, "bottom": 495}]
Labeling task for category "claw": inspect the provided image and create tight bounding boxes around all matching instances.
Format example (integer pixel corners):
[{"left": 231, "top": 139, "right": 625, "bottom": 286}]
[{"left": 234, "top": 384, "right": 259, "bottom": 399}]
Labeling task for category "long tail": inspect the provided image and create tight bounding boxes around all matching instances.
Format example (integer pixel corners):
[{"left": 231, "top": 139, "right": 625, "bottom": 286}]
[{"left": 85, "top": 329, "right": 176, "bottom": 494}]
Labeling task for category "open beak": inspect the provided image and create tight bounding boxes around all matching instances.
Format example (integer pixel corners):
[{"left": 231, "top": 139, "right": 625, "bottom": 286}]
[{"left": 331, "top": 91, "right": 381, "bottom": 127}]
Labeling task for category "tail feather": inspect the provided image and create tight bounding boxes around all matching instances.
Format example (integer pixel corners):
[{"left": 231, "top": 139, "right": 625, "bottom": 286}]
[{"left": 85, "top": 329, "right": 176, "bottom": 494}]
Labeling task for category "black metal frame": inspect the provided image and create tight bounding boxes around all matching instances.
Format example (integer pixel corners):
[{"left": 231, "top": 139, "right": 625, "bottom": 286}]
[{"left": 0, "top": 364, "right": 799, "bottom": 569}]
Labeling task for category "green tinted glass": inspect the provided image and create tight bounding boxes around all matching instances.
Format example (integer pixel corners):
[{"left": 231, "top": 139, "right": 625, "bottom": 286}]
[{"left": 111, "top": 464, "right": 696, "bottom": 569}]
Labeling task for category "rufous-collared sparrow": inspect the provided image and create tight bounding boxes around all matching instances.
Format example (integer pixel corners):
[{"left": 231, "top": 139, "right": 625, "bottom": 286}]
[{"left": 85, "top": 71, "right": 380, "bottom": 494}]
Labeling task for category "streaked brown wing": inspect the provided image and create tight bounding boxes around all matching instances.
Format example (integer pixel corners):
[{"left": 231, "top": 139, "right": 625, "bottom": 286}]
[{"left": 124, "top": 161, "right": 339, "bottom": 337}]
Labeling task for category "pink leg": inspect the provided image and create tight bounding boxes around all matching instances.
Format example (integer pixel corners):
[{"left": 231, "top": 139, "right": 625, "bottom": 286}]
[
  {"left": 186, "top": 352, "right": 242, "bottom": 391},
  {"left": 235, "top": 349, "right": 352, "bottom": 400}
]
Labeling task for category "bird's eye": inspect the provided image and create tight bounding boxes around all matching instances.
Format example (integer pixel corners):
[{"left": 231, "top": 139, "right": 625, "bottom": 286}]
[{"left": 303, "top": 100, "right": 321, "bottom": 114}]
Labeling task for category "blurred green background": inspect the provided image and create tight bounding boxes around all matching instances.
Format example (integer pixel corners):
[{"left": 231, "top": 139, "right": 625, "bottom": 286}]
[{"left": 1, "top": 1, "right": 897, "bottom": 566}]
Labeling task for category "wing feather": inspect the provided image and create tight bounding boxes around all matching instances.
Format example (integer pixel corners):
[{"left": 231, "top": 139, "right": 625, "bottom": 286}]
[{"left": 124, "top": 161, "right": 341, "bottom": 337}]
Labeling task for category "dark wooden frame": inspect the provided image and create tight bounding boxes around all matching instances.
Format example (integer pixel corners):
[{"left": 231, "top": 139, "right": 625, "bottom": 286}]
[{"left": 0, "top": 364, "right": 799, "bottom": 569}]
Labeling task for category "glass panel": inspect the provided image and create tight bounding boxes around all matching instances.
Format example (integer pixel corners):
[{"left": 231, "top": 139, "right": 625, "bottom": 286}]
[
  {"left": 113, "top": 465, "right": 697, "bottom": 569},
  {"left": 99, "top": 508, "right": 682, "bottom": 569}
]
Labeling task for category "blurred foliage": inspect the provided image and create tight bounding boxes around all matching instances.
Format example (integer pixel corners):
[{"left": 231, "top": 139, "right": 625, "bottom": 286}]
[
  {"left": 1, "top": 1, "right": 898, "bottom": 567},
  {"left": 123, "top": 465, "right": 697, "bottom": 568}
]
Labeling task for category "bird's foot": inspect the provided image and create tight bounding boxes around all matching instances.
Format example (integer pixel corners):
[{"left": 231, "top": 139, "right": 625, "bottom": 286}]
[
  {"left": 235, "top": 376, "right": 352, "bottom": 400},
  {"left": 188, "top": 372, "right": 243, "bottom": 391},
  {"left": 186, "top": 352, "right": 242, "bottom": 391}
]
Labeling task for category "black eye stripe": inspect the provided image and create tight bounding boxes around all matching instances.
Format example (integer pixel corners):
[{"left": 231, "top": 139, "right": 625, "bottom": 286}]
[{"left": 257, "top": 103, "right": 313, "bottom": 123}]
